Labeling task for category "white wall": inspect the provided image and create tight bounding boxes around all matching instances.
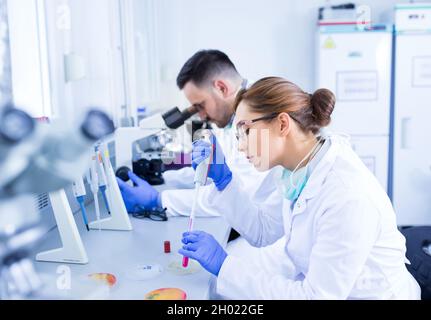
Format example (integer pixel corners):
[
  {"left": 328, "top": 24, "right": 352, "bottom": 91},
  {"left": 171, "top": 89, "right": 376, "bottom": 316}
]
[
  {"left": 42, "top": 0, "right": 125, "bottom": 123},
  {"left": 7, "top": 0, "right": 407, "bottom": 119},
  {"left": 8, "top": 0, "right": 51, "bottom": 117},
  {"left": 152, "top": 0, "right": 403, "bottom": 109}
]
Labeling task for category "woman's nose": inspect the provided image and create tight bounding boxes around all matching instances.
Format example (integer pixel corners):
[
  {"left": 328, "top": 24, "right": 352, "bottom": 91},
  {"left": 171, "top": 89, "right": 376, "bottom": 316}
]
[{"left": 237, "top": 138, "right": 247, "bottom": 153}]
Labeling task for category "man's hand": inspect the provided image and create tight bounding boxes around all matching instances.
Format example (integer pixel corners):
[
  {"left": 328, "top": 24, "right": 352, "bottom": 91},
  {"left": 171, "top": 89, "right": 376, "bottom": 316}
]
[{"left": 116, "top": 171, "right": 161, "bottom": 213}]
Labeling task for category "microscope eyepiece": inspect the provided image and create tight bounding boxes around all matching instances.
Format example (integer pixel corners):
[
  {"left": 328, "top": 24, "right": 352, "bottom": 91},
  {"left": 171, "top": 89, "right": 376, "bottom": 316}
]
[
  {"left": 0, "top": 107, "right": 35, "bottom": 144},
  {"left": 162, "top": 106, "right": 198, "bottom": 130},
  {"left": 81, "top": 109, "right": 115, "bottom": 141}
]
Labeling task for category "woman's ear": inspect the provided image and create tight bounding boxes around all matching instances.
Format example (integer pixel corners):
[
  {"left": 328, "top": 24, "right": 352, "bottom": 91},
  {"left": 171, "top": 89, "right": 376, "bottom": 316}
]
[{"left": 278, "top": 113, "right": 291, "bottom": 137}]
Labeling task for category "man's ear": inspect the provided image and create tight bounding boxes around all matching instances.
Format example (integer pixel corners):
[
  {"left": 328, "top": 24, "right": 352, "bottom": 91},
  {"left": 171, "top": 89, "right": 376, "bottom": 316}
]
[
  {"left": 213, "top": 80, "right": 229, "bottom": 98},
  {"left": 278, "top": 113, "right": 291, "bottom": 137}
]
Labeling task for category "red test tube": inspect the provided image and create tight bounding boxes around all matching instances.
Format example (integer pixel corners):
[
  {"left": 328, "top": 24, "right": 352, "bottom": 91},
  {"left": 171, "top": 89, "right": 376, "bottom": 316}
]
[{"left": 164, "top": 241, "right": 171, "bottom": 254}]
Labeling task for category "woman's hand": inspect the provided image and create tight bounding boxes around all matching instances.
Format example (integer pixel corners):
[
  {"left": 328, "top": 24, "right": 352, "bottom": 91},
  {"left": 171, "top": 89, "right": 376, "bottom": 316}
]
[{"left": 179, "top": 230, "right": 228, "bottom": 276}]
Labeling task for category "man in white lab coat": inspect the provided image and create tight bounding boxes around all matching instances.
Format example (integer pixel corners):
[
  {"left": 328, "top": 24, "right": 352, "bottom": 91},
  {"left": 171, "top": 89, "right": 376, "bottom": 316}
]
[{"left": 117, "top": 50, "right": 285, "bottom": 253}]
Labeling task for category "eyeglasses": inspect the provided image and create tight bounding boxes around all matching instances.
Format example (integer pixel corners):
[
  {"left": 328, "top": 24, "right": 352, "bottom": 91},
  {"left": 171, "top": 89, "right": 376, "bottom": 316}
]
[
  {"left": 235, "top": 113, "right": 279, "bottom": 142},
  {"left": 132, "top": 207, "right": 168, "bottom": 222}
]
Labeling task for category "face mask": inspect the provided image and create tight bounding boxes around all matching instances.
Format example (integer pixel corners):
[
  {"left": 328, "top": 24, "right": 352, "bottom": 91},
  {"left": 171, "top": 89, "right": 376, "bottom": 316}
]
[
  {"left": 281, "top": 138, "right": 323, "bottom": 202},
  {"left": 281, "top": 166, "right": 308, "bottom": 201}
]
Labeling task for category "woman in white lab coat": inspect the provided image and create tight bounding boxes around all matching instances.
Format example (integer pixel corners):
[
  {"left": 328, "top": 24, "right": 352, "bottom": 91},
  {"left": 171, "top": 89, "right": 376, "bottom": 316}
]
[{"left": 179, "top": 77, "right": 421, "bottom": 299}]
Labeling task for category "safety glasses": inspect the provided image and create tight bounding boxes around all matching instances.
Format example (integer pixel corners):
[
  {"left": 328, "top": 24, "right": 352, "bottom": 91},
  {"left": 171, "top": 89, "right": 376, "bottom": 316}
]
[
  {"left": 235, "top": 113, "right": 279, "bottom": 142},
  {"left": 132, "top": 207, "right": 168, "bottom": 222}
]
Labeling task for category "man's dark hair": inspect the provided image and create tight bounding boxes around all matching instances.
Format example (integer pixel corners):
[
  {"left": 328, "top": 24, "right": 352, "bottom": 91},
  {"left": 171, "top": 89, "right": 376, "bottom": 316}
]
[{"left": 176, "top": 50, "right": 239, "bottom": 89}]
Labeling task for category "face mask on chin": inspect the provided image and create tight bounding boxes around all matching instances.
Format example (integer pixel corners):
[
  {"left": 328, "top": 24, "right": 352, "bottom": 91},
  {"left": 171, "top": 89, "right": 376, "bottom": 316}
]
[
  {"left": 280, "top": 137, "right": 323, "bottom": 202},
  {"left": 281, "top": 166, "right": 309, "bottom": 202}
]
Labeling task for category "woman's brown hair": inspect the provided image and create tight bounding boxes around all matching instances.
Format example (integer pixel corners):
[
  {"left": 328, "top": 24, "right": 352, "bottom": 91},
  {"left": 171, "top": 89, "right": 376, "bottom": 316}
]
[{"left": 234, "top": 77, "right": 336, "bottom": 134}]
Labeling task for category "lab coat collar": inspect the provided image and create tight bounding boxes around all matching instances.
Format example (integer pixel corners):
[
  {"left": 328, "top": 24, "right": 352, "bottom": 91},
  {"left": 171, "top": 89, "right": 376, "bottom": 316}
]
[
  {"left": 241, "top": 78, "right": 249, "bottom": 90},
  {"left": 233, "top": 78, "right": 249, "bottom": 97},
  {"left": 293, "top": 135, "right": 344, "bottom": 213},
  {"left": 226, "top": 79, "right": 249, "bottom": 130}
]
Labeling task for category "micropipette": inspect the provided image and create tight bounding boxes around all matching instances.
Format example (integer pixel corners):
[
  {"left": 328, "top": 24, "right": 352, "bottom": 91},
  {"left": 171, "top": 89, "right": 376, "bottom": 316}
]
[
  {"left": 72, "top": 177, "right": 89, "bottom": 231},
  {"left": 182, "top": 134, "right": 213, "bottom": 268},
  {"left": 89, "top": 151, "right": 101, "bottom": 231},
  {"left": 95, "top": 147, "right": 111, "bottom": 215}
]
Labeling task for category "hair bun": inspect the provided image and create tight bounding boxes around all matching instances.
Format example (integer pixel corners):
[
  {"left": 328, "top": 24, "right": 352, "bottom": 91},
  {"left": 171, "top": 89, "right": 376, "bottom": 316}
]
[{"left": 310, "top": 89, "right": 336, "bottom": 128}]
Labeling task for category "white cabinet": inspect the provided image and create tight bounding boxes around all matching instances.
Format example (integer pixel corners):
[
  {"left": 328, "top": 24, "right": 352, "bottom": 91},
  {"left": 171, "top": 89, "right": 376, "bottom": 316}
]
[
  {"left": 316, "top": 25, "right": 393, "bottom": 191},
  {"left": 392, "top": 32, "right": 431, "bottom": 226}
]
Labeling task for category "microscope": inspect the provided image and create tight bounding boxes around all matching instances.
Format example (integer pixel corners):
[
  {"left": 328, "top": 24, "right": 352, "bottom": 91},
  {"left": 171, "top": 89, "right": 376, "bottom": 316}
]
[
  {"left": 0, "top": 104, "right": 115, "bottom": 299},
  {"left": 114, "top": 106, "right": 200, "bottom": 185}
]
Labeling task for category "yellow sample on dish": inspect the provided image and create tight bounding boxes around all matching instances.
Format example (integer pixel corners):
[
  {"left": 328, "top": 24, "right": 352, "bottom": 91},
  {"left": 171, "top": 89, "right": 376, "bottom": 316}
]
[
  {"left": 145, "top": 288, "right": 187, "bottom": 300},
  {"left": 167, "top": 259, "right": 201, "bottom": 275},
  {"left": 88, "top": 273, "right": 117, "bottom": 288}
]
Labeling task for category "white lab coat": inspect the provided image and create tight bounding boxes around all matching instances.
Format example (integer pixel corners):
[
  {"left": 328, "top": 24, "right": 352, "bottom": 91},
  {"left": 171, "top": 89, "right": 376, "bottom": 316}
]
[
  {"left": 210, "top": 135, "right": 421, "bottom": 299},
  {"left": 161, "top": 125, "right": 285, "bottom": 247}
]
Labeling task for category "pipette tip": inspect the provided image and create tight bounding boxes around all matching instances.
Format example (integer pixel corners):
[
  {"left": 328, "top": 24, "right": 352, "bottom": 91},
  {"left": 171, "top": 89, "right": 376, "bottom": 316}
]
[{"left": 182, "top": 256, "right": 189, "bottom": 268}]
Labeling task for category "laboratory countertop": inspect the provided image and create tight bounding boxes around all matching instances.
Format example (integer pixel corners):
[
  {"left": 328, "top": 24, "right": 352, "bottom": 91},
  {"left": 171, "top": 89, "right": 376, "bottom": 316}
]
[{"left": 32, "top": 201, "right": 231, "bottom": 300}]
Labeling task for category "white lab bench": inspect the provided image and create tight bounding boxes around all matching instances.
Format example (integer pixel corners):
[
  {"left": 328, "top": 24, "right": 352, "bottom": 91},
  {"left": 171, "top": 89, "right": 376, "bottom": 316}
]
[{"left": 32, "top": 199, "right": 231, "bottom": 300}]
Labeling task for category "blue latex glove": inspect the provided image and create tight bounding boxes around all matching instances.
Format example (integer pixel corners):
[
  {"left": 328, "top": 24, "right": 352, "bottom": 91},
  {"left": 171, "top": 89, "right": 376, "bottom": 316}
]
[
  {"left": 116, "top": 171, "right": 161, "bottom": 213},
  {"left": 179, "top": 231, "right": 228, "bottom": 276},
  {"left": 192, "top": 135, "right": 232, "bottom": 191}
]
